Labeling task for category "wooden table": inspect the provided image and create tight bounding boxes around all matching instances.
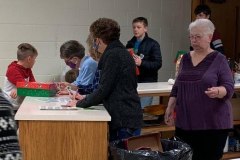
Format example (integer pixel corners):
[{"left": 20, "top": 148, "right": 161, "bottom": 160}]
[
  {"left": 137, "top": 82, "right": 240, "bottom": 96},
  {"left": 15, "top": 97, "right": 111, "bottom": 160},
  {"left": 137, "top": 82, "right": 172, "bottom": 97}
]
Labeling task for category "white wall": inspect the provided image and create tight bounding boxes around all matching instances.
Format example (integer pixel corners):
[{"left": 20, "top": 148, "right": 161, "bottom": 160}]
[{"left": 0, "top": 0, "right": 191, "bottom": 87}]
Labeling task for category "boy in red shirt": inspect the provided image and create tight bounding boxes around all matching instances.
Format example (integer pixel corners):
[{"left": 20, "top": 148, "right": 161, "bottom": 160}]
[{"left": 3, "top": 43, "right": 38, "bottom": 109}]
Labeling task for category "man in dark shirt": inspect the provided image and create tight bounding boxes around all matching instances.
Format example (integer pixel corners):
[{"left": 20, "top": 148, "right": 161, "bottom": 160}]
[{"left": 192, "top": 4, "right": 225, "bottom": 55}]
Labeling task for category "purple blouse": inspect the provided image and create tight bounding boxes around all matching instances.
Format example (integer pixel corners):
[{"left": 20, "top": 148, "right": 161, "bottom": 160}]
[{"left": 170, "top": 51, "right": 234, "bottom": 130}]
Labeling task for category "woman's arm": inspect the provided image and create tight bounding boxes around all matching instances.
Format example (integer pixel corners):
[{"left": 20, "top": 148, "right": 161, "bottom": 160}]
[{"left": 164, "top": 97, "right": 176, "bottom": 126}]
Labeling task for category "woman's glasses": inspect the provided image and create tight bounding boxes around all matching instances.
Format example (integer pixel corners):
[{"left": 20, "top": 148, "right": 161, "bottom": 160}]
[{"left": 189, "top": 34, "right": 203, "bottom": 41}]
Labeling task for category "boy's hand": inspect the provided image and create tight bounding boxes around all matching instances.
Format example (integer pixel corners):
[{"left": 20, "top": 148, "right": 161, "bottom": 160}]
[
  {"left": 57, "top": 90, "right": 69, "bottom": 95},
  {"left": 10, "top": 89, "right": 17, "bottom": 99},
  {"left": 133, "top": 54, "right": 142, "bottom": 66},
  {"left": 57, "top": 82, "right": 70, "bottom": 91}
]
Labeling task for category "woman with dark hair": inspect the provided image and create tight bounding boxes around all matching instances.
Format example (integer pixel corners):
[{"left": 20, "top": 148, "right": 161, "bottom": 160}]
[{"left": 67, "top": 18, "right": 143, "bottom": 141}]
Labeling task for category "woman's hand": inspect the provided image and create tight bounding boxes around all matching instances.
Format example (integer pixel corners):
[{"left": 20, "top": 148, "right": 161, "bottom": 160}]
[
  {"left": 205, "top": 87, "right": 219, "bottom": 98},
  {"left": 205, "top": 86, "right": 227, "bottom": 98},
  {"left": 74, "top": 93, "right": 86, "bottom": 100},
  {"left": 164, "top": 97, "right": 176, "bottom": 126},
  {"left": 66, "top": 100, "right": 78, "bottom": 107},
  {"left": 164, "top": 106, "right": 175, "bottom": 126}
]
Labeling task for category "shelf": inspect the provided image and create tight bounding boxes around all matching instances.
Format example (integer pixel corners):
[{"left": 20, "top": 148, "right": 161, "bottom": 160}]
[
  {"left": 141, "top": 124, "right": 175, "bottom": 135},
  {"left": 222, "top": 152, "right": 240, "bottom": 159},
  {"left": 142, "top": 120, "right": 240, "bottom": 135},
  {"left": 234, "top": 120, "right": 240, "bottom": 125}
]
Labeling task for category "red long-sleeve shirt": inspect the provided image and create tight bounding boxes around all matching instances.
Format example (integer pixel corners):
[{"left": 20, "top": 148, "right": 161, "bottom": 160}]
[{"left": 6, "top": 61, "right": 35, "bottom": 85}]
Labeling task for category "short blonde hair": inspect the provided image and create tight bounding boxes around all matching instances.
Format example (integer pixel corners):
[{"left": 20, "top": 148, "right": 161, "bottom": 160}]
[{"left": 189, "top": 19, "right": 215, "bottom": 35}]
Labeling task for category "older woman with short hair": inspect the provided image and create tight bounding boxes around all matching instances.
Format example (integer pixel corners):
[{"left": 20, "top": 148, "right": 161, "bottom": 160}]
[{"left": 165, "top": 19, "right": 234, "bottom": 160}]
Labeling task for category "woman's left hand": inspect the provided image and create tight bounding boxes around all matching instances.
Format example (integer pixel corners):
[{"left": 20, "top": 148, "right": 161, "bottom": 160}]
[
  {"left": 67, "top": 100, "right": 78, "bottom": 107},
  {"left": 205, "top": 87, "right": 219, "bottom": 98},
  {"left": 75, "top": 93, "right": 86, "bottom": 100}
]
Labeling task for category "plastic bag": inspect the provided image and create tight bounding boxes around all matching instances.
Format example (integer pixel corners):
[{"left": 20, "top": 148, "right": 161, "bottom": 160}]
[{"left": 109, "top": 137, "right": 192, "bottom": 160}]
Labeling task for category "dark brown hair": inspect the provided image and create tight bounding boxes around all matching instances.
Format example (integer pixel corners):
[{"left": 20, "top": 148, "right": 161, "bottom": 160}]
[
  {"left": 90, "top": 18, "right": 120, "bottom": 45},
  {"left": 60, "top": 40, "right": 85, "bottom": 59},
  {"left": 194, "top": 4, "right": 211, "bottom": 17},
  {"left": 132, "top": 17, "right": 148, "bottom": 27}
]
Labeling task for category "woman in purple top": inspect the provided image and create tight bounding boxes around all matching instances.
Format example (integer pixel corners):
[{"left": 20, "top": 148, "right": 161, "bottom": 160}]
[{"left": 165, "top": 19, "right": 234, "bottom": 160}]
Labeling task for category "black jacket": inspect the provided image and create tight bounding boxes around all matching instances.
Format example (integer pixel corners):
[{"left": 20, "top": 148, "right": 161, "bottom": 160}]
[
  {"left": 77, "top": 40, "right": 142, "bottom": 130},
  {"left": 126, "top": 33, "right": 162, "bottom": 82}
]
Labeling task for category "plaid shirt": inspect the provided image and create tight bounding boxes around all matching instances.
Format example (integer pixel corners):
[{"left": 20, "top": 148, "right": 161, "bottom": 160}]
[{"left": 77, "top": 69, "right": 100, "bottom": 94}]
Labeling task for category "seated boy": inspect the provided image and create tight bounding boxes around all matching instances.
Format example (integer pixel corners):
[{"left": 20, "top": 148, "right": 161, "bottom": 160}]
[
  {"left": 3, "top": 43, "right": 38, "bottom": 110},
  {"left": 65, "top": 68, "right": 79, "bottom": 83},
  {"left": 58, "top": 40, "right": 97, "bottom": 94}
]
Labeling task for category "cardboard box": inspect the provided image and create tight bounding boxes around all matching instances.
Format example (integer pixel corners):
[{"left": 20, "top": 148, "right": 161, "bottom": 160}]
[
  {"left": 124, "top": 133, "right": 163, "bottom": 152},
  {"left": 16, "top": 82, "right": 56, "bottom": 90},
  {"left": 17, "top": 82, "right": 57, "bottom": 97},
  {"left": 231, "top": 98, "right": 240, "bottom": 120}
]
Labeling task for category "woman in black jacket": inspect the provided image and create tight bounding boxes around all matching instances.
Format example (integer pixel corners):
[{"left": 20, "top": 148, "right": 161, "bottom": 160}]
[{"left": 67, "top": 18, "right": 143, "bottom": 142}]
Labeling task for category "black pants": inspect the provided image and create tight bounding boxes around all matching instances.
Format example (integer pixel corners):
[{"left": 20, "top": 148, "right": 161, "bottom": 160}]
[{"left": 175, "top": 127, "right": 229, "bottom": 160}]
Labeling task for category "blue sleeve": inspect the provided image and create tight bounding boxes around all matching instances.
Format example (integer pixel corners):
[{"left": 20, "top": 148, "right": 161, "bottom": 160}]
[
  {"left": 76, "top": 52, "right": 120, "bottom": 108},
  {"left": 77, "top": 70, "right": 101, "bottom": 94},
  {"left": 73, "top": 60, "right": 97, "bottom": 86}
]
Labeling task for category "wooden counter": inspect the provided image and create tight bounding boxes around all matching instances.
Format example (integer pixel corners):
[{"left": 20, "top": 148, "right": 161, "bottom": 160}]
[{"left": 15, "top": 97, "right": 111, "bottom": 160}]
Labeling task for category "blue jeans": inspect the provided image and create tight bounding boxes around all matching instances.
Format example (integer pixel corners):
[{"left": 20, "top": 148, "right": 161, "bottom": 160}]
[
  {"left": 140, "top": 96, "right": 153, "bottom": 108},
  {"left": 109, "top": 128, "right": 141, "bottom": 142}
]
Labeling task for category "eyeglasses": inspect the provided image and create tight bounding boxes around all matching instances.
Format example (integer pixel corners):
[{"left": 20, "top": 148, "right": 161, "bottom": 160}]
[{"left": 189, "top": 34, "right": 203, "bottom": 41}]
